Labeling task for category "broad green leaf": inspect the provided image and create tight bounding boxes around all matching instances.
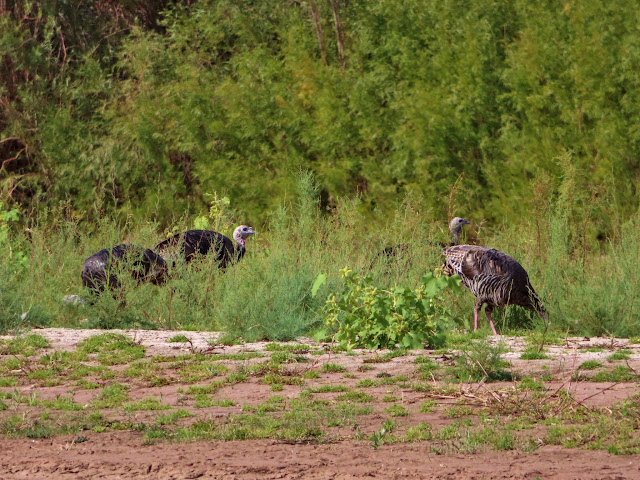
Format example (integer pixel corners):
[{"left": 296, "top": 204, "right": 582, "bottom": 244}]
[{"left": 311, "top": 273, "right": 327, "bottom": 298}]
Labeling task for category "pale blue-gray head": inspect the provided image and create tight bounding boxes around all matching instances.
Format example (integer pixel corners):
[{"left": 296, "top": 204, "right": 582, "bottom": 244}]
[
  {"left": 449, "top": 217, "right": 470, "bottom": 244},
  {"left": 233, "top": 225, "right": 255, "bottom": 247}
]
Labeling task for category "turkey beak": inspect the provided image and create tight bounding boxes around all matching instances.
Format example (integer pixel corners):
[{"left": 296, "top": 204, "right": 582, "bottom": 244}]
[
  {"left": 247, "top": 228, "right": 255, "bottom": 237},
  {"left": 462, "top": 219, "right": 470, "bottom": 226}
]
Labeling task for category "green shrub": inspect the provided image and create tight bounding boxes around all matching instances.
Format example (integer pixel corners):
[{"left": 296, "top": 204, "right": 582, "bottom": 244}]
[{"left": 320, "top": 269, "right": 460, "bottom": 350}]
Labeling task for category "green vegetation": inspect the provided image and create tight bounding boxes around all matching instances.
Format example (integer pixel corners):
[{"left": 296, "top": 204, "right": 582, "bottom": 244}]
[
  {"left": 520, "top": 347, "right": 549, "bottom": 360},
  {"left": 321, "top": 269, "right": 459, "bottom": 349},
  {"left": 0, "top": 337, "right": 638, "bottom": 456},
  {"left": 385, "top": 405, "right": 409, "bottom": 417},
  {"left": 77, "top": 334, "right": 145, "bottom": 364},
  {"left": 124, "top": 397, "right": 172, "bottom": 412},
  {"left": 0, "top": 334, "right": 49, "bottom": 356},
  {"left": 608, "top": 350, "right": 632, "bottom": 361},
  {"left": 519, "top": 378, "right": 546, "bottom": 391},
  {"left": 308, "top": 385, "right": 349, "bottom": 394},
  {"left": 90, "top": 384, "right": 130, "bottom": 409},
  {"left": 321, "top": 363, "right": 346, "bottom": 373},
  {"left": 167, "top": 335, "right": 190, "bottom": 343},
  {"left": 3, "top": 0, "right": 640, "bottom": 229},
  {"left": 579, "top": 360, "right": 603, "bottom": 370},
  {"left": 335, "top": 391, "right": 375, "bottom": 403},
  {"left": 451, "top": 341, "right": 512, "bottom": 382},
  {"left": 157, "top": 410, "right": 193, "bottom": 426},
  {"left": 592, "top": 366, "right": 637, "bottom": 383}
]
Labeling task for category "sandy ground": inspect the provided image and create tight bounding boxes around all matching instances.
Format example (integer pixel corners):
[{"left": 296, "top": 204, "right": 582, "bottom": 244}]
[
  {"left": 0, "top": 328, "right": 638, "bottom": 480},
  {"left": 1, "top": 433, "right": 638, "bottom": 479}
]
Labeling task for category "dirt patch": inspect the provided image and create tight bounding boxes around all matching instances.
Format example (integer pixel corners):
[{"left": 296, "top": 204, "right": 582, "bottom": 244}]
[
  {"left": 0, "top": 433, "right": 638, "bottom": 480},
  {"left": 0, "top": 329, "right": 639, "bottom": 479}
]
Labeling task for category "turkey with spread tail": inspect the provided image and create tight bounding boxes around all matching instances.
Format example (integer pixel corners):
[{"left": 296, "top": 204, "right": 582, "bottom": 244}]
[
  {"left": 441, "top": 244, "right": 546, "bottom": 335},
  {"left": 154, "top": 225, "right": 255, "bottom": 268},
  {"left": 81, "top": 244, "right": 168, "bottom": 294}
]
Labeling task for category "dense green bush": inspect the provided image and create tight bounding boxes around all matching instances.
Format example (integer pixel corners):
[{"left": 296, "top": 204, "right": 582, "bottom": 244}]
[
  {"left": 320, "top": 269, "right": 461, "bottom": 349},
  {"left": 2, "top": 0, "right": 640, "bottom": 234}
]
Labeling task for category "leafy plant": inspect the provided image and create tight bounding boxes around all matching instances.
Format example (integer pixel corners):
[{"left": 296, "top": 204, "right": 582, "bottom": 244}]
[{"left": 320, "top": 268, "right": 460, "bottom": 350}]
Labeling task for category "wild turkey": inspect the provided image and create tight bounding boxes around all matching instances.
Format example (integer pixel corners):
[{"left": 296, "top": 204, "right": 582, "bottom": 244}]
[
  {"left": 441, "top": 245, "right": 546, "bottom": 335},
  {"left": 82, "top": 244, "right": 168, "bottom": 294},
  {"left": 448, "top": 217, "right": 470, "bottom": 245},
  {"left": 371, "top": 217, "right": 470, "bottom": 268},
  {"left": 154, "top": 225, "right": 255, "bottom": 268}
]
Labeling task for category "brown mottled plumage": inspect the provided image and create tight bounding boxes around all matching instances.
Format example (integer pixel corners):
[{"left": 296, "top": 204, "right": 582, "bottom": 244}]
[{"left": 442, "top": 245, "right": 545, "bottom": 334}]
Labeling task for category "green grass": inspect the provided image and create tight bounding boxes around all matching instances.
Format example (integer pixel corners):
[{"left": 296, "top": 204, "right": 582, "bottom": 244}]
[
  {"left": 335, "top": 391, "right": 375, "bottom": 403},
  {"left": 385, "top": 405, "right": 409, "bottom": 417},
  {"left": 167, "top": 335, "right": 190, "bottom": 343},
  {"left": 451, "top": 340, "right": 512, "bottom": 382},
  {"left": 356, "top": 379, "right": 376, "bottom": 388},
  {"left": 415, "top": 356, "right": 439, "bottom": 366},
  {"left": 0, "top": 334, "right": 50, "bottom": 356},
  {"left": 419, "top": 400, "right": 437, "bottom": 413},
  {"left": 226, "top": 372, "right": 249, "bottom": 384},
  {"left": 519, "top": 377, "right": 546, "bottom": 391},
  {"left": 124, "top": 397, "right": 172, "bottom": 412},
  {"left": 416, "top": 361, "right": 440, "bottom": 380},
  {"left": 151, "top": 394, "right": 376, "bottom": 444},
  {"left": 0, "top": 137, "right": 639, "bottom": 349},
  {"left": 156, "top": 409, "right": 193, "bottom": 425},
  {"left": 608, "top": 350, "right": 632, "bottom": 361},
  {"left": 77, "top": 334, "right": 145, "bottom": 365},
  {"left": 265, "top": 343, "right": 314, "bottom": 353},
  {"left": 261, "top": 373, "right": 304, "bottom": 387},
  {"left": 193, "top": 394, "right": 215, "bottom": 408},
  {"left": 520, "top": 347, "right": 549, "bottom": 360},
  {"left": 90, "top": 383, "right": 130, "bottom": 408},
  {"left": 445, "top": 405, "right": 473, "bottom": 418},
  {"left": 592, "top": 366, "right": 636, "bottom": 382},
  {"left": 0, "top": 377, "right": 17, "bottom": 387},
  {"left": 40, "top": 396, "right": 84, "bottom": 411},
  {"left": 202, "top": 352, "right": 266, "bottom": 362},
  {"left": 1, "top": 331, "right": 639, "bottom": 457},
  {"left": 184, "top": 381, "right": 225, "bottom": 395},
  {"left": 405, "top": 423, "right": 434, "bottom": 441},
  {"left": 579, "top": 360, "right": 603, "bottom": 370},
  {"left": 75, "top": 379, "right": 99, "bottom": 389},
  {"left": 308, "top": 385, "right": 349, "bottom": 393},
  {"left": 322, "top": 363, "right": 346, "bottom": 373}
]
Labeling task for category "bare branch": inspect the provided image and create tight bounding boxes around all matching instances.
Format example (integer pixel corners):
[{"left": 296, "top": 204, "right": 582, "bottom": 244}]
[
  {"left": 329, "top": 0, "right": 346, "bottom": 70},
  {"left": 308, "top": 0, "right": 328, "bottom": 66}
]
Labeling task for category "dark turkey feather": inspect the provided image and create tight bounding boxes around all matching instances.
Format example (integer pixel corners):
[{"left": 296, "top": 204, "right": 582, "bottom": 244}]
[
  {"left": 154, "top": 230, "right": 240, "bottom": 267},
  {"left": 154, "top": 226, "right": 254, "bottom": 269},
  {"left": 442, "top": 245, "right": 545, "bottom": 334},
  {"left": 81, "top": 244, "right": 167, "bottom": 293}
]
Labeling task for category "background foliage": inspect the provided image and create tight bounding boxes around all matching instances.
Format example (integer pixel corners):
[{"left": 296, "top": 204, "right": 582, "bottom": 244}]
[{"left": 2, "top": 0, "right": 640, "bottom": 232}]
